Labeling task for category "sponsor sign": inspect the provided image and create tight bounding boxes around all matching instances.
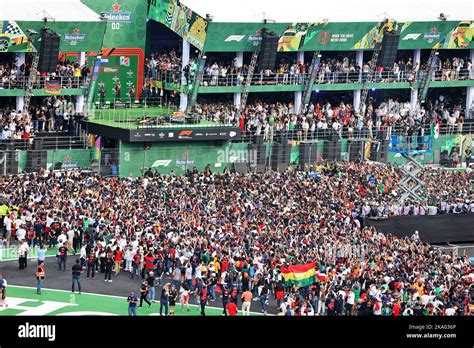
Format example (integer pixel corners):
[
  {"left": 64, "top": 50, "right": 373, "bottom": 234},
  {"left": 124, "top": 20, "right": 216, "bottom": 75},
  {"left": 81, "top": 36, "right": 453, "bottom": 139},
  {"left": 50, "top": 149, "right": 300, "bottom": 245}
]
[
  {"left": 103, "top": 67, "right": 119, "bottom": 74},
  {"left": 151, "top": 160, "right": 172, "bottom": 167},
  {"left": 126, "top": 127, "right": 242, "bottom": 142},
  {"left": 101, "top": 2, "right": 133, "bottom": 23},
  {"left": 64, "top": 28, "right": 86, "bottom": 46},
  {"left": 176, "top": 158, "right": 195, "bottom": 166}
]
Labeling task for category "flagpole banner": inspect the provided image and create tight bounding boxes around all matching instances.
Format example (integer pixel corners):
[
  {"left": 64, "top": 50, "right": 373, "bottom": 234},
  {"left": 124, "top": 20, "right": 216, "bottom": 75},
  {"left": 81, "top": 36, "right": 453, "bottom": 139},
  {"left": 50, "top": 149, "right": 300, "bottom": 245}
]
[{"left": 148, "top": 0, "right": 208, "bottom": 51}]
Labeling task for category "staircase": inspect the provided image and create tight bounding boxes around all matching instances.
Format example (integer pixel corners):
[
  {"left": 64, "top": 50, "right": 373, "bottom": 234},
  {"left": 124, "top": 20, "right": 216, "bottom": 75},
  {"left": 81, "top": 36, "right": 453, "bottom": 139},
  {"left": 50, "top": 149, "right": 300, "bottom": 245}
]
[
  {"left": 359, "top": 42, "right": 382, "bottom": 116},
  {"left": 299, "top": 51, "right": 321, "bottom": 114},
  {"left": 414, "top": 48, "right": 439, "bottom": 113},
  {"left": 186, "top": 52, "right": 207, "bottom": 113},
  {"left": 240, "top": 51, "right": 259, "bottom": 112},
  {"left": 23, "top": 53, "right": 40, "bottom": 114}
]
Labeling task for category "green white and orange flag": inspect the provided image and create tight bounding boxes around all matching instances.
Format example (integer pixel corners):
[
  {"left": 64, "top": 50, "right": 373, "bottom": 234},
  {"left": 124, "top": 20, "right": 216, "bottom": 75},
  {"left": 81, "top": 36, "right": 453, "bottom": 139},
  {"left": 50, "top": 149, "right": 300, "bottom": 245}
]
[{"left": 281, "top": 262, "right": 316, "bottom": 287}]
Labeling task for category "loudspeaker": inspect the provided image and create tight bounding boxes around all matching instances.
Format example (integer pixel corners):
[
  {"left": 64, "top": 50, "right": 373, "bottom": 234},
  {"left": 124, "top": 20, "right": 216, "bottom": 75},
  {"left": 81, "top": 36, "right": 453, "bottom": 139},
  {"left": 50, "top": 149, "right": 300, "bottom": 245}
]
[
  {"left": 38, "top": 29, "right": 61, "bottom": 73},
  {"left": 271, "top": 143, "right": 291, "bottom": 170},
  {"left": 248, "top": 144, "right": 266, "bottom": 166},
  {"left": 378, "top": 30, "right": 400, "bottom": 69},
  {"left": 252, "top": 134, "right": 264, "bottom": 145},
  {"left": 257, "top": 32, "right": 279, "bottom": 71},
  {"left": 322, "top": 141, "right": 341, "bottom": 161},
  {"left": 347, "top": 140, "right": 365, "bottom": 162},
  {"left": 299, "top": 142, "right": 317, "bottom": 167},
  {"left": 369, "top": 140, "right": 388, "bottom": 163},
  {"left": 234, "top": 162, "right": 250, "bottom": 174}
]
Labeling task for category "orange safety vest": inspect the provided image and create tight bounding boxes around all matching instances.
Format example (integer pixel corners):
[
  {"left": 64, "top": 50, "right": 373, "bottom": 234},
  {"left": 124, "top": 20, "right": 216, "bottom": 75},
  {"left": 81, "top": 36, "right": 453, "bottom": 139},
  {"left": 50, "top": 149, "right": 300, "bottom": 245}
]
[{"left": 36, "top": 265, "right": 45, "bottom": 278}]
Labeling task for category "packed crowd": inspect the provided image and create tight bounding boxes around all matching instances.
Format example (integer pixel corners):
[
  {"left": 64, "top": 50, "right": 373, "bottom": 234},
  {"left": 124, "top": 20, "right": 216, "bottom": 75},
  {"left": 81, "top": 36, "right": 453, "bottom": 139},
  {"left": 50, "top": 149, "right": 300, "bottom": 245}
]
[
  {"left": 1, "top": 96, "right": 79, "bottom": 144},
  {"left": 190, "top": 96, "right": 468, "bottom": 140},
  {"left": 145, "top": 51, "right": 182, "bottom": 83},
  {"left": 0, "top": 55, "right": 88, "bottom": 89},
  {"left": 149, "top": 50, "right": 473, "bottom": 87},
  {"left": 0, "top": 162, "right": 472, "bottom": 316}
]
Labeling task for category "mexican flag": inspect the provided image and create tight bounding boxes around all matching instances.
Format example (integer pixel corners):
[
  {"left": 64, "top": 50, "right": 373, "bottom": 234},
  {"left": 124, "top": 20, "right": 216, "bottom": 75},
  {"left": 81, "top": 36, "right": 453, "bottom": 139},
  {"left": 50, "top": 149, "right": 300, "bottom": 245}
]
[
  {"left": 281, "top": 262, "right": 316, "bottom": 287},
  {"left": 430, "top": 122, "right": 440, "bottom": 139}
]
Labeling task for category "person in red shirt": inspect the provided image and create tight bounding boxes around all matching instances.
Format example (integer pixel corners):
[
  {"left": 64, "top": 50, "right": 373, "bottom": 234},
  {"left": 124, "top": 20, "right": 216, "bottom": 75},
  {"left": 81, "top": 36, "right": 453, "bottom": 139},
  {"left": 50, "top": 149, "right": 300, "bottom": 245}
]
[
  {"left": 142, "top": 251, "right": 155, "bottom": 279},
  {"left": 392, "top": 300, "right": 401, "bottom": 316},
  {"left": 226, "top": 299, "right": 238, "bottom": 316},
  {"left": 114, "top": 248, "right": 122, "bottom": 275}
]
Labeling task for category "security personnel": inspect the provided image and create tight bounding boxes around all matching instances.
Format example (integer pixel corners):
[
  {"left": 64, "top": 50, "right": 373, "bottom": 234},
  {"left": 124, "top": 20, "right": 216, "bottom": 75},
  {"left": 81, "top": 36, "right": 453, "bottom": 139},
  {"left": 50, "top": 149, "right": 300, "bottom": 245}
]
[{"left": 36, "top": 261, "right": 45, "bottom": 294}]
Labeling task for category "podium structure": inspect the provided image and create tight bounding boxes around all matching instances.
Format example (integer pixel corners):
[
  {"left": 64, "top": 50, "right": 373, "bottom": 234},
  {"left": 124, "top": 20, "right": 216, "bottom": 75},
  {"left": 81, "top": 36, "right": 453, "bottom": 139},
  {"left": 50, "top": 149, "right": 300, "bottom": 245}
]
[{"left": 388, "top": 135, "right": 433, "bottom": 203}]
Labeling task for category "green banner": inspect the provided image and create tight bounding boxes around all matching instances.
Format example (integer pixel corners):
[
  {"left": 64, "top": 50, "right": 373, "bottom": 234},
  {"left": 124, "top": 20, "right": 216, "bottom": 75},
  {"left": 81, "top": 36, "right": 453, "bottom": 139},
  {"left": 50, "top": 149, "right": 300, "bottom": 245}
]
[
  {"left": 0, "top": 20, "right": 35, "bottom": 52},
  {"left": 81, "top": 0, "right": 147, "bottom": 50},
  {"left": 202, "top": 20, "right": 473, "bottom": 52},
  {"left": 15, "top": 21, "right": 106, "bottom": 53},
  {"left": 148, "top": 0, "right": 208, "bottom": 50}
]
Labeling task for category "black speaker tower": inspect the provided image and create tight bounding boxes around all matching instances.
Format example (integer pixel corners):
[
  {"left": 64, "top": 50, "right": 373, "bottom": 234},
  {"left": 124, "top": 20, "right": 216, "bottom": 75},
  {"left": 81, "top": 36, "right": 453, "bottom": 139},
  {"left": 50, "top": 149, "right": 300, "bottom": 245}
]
[
  {"left": 38, "top": 28, "right": 61, "bottom": 73},
  {"left": 257, "top": 28, "right": 279, "bottom": 71},
  {"left": 378, "top": 30, "right": 400, "bottom": 69}
]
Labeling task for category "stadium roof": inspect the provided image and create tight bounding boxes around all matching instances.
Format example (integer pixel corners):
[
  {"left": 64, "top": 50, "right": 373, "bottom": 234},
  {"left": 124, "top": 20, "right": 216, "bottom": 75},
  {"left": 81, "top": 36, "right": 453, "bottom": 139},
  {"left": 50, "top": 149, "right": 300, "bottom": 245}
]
[
  {"left": 0, "top": 0, "right": 102, "bottom": 22},
  {"left": 182, "top": 0, "right": 473, "bottom": 23}
]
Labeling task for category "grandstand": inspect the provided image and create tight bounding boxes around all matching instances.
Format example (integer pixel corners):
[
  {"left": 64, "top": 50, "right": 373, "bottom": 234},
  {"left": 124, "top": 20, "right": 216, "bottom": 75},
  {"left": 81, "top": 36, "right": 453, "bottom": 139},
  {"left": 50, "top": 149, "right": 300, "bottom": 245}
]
[{"left": 0, "top": 0, "right": 473, "bottom": 333}]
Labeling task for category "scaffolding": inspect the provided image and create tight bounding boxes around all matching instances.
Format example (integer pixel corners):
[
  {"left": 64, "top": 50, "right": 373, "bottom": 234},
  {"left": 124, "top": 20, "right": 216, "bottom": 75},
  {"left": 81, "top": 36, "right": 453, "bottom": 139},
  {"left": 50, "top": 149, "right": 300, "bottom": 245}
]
[{"left": 389, "top": 135, "right": 433, "bottom": 203}]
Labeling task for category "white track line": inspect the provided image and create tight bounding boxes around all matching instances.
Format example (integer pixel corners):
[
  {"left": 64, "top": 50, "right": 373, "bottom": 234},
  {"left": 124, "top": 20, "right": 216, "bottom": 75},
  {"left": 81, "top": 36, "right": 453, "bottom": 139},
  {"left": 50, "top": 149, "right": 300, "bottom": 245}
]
[{"left": 7, "top": 284, "right": 267, "bottom": 316}]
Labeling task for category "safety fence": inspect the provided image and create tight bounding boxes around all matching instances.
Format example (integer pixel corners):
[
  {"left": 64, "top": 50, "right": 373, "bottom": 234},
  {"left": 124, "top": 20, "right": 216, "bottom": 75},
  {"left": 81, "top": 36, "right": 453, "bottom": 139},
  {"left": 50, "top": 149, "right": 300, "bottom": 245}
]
[
  {"left": 151, "top": 68, "right": 474, "bottom": 88},
  {"left": 0, "top": 76, "right": 88, "bottom": 90}
]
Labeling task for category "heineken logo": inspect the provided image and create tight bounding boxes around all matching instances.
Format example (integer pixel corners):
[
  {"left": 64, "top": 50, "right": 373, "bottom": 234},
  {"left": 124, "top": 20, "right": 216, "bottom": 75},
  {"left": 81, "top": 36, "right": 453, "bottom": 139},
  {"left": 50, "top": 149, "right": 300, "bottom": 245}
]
[
  {"left": 101, "top": 3, "right": 132, "bottom": 23},
  {"left": 101, "top": 12, "right": 132, "bottom": 22},
  {"left": 64, "top": 28, "right": 86, "bottom": 46}
]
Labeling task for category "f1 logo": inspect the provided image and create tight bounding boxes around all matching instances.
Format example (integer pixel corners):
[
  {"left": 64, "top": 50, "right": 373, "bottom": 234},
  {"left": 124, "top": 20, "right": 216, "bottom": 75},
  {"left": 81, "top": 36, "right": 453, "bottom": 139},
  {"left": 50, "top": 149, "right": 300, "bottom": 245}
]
[
  {"left": 402, "top": 34, "right": 421, "bottom": 40},
  {"left": 179, "top": 130, "right": 193, "bottom": 136},
  {"left": 225, "top": 35, "right": 245, "bottom": 42}
]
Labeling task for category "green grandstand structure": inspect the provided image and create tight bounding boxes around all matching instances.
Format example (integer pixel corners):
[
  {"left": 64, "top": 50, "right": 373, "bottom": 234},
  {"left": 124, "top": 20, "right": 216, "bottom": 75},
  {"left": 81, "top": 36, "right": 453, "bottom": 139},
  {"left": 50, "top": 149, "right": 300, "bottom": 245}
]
[{"left": 0, "top": 0, "right": 473, "bottom": 177}]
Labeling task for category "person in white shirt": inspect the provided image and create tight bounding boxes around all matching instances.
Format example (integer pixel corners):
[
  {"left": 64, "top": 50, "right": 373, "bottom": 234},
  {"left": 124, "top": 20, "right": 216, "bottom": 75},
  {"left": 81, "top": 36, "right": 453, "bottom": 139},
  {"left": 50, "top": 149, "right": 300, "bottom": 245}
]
[
  {"left": 16, "top": 224, "right": 26, "bottom": 243},
  {"left": 19, "top": 240, "right": 29, "bottom": 269},
  {"left": 57, "top": 232, "right": 67, "bottom": 246},
  {"left": 3, "top": 215, "right": 13, "bottom": 245},
  {"left": 124, "top": 246, "right": 134, "bottom": 272},
  {"left": 80, "top": 245, "right": 87, "bottom": 269},
  {"left": 346, "top": 290, "right": 355, "bottom": 315}
]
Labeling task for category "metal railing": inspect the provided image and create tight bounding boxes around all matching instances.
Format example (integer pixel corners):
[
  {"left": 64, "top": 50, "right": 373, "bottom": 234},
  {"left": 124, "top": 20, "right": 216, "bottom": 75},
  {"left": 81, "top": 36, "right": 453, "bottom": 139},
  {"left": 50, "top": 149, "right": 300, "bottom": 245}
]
[
  {"left": 0, "top": 76, "right": 88, "bottom": 90},
  {"left": 235, "top": 122, "right": 474, "bottom": 143},
  {"left": 150, "top": 68, "right": 473, "bottom": 88}
]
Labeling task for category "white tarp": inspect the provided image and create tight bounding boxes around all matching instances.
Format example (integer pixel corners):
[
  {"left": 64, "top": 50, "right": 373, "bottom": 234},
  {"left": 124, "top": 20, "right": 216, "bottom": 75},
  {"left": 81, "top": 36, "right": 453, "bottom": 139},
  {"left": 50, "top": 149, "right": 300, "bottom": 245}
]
[
  {"left": 182, "top": 0, "right": 473, "bottom": 23},
  {"left": 0, "top": 0, "right": 102, "bottom": 22}
]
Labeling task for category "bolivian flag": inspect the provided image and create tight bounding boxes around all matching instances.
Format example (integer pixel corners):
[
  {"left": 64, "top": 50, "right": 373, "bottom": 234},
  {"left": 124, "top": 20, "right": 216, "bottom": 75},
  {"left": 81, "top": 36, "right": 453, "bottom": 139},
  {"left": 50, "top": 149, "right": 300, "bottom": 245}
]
[{"left": 281, "top": 262, "right": 316, "bottom": 287}]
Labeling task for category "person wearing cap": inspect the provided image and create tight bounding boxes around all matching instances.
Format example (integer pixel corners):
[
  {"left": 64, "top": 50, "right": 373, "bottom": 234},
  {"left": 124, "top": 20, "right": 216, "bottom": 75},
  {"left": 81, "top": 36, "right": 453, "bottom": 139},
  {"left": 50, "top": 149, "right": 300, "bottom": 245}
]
[
  {"left": 57, "top": 243, "right": 68, "bottom": 271},
  {"left": 127, "top": 292, "right": 138, "bottom": 316},
  {"left": 139, "top": 280, "right": 152, "bottom": 308}
]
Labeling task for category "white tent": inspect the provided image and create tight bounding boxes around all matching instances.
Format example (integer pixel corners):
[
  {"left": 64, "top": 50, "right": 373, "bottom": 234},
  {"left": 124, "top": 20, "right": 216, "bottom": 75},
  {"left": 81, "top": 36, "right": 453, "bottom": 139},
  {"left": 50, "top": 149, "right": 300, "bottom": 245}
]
[
  {"left": 182, "top": 0, "right": 473, "bottom": 23},
  {"left": 0, "top": 0, "right": 102, "bottom": 22}
]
